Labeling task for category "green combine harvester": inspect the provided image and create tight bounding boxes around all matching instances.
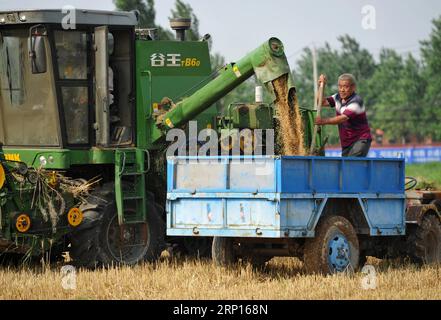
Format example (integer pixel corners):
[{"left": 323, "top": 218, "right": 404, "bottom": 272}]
[{"left": 0, "top": 9, "right": 321, "bottom": 266}]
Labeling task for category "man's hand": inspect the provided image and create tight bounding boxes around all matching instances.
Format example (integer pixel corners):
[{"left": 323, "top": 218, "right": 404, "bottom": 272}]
[
  {"left": 318, "top": 74, "right": 327, "bottom": 86},
  {"left": 315, "top": 116, "right": 326, "bottom": 125}
]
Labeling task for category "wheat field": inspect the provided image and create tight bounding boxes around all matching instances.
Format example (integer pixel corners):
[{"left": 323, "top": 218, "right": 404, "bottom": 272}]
[{"left": 0, "top": 255, "right": 440, "bottom": 300}]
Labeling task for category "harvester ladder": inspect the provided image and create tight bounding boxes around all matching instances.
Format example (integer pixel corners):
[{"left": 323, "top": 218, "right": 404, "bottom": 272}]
[{"left": 115, "top": 149, "right": 149, "bottom": 225}]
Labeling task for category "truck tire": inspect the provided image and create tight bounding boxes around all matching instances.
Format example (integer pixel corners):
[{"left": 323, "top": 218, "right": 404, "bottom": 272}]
[
  {"left": 304, "top": 215, "right": 359, "bottom": 274},
  {"left": 212, "top": 237, "right": 236, "bottom": 266},
  {"left": 69, "top": 183, "right": 165, "bottom": 268},
  {"left": 407, "top": 214, "right": 441, "bottom": 264}
]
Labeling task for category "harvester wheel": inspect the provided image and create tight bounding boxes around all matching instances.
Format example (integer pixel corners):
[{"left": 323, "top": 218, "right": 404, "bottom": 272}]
[
  {"left": 212, "top": 237, "right": 236, "bottom": 266},
  {"left": 407, "top": 214, "right": 441, "bottom": 264},
  {"left": 69, "top": 183, "right": 165, "bottom": 268},
  {"left": 303, "top": 215, "right": 359, "bottom": 274}
]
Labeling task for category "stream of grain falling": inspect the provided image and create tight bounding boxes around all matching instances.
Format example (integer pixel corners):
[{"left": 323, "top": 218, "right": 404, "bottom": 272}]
[{"left": 273, "top": 74, "right": 305, "bottom": 155}]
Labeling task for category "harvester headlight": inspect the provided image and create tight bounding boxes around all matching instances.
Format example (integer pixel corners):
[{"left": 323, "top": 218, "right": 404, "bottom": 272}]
[
  {"left": 39, "top": 156, "right": 47, "bottom": 166},
  {"left": 16, "top": 214, "right": 31, "bottom": 233},
  {"left": 19, "top": 15, "right": 26, "bottom": 22},
  {"left": 67, "top": 208, "right": 83, "bottom": 227},
  {"left": 0, "top": 164, "right": 5, "bottom": 189}
]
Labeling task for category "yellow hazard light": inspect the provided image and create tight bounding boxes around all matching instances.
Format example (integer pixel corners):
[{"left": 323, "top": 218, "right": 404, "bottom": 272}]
[
  {"left": 67, "top": 208, "right": 83, "bottom": 227},
  {"left": 0, "top": 163, "right": 5, "bottom": 189},
  {"left": 16, "top": 214, "right": 31, "bottom": 233}
]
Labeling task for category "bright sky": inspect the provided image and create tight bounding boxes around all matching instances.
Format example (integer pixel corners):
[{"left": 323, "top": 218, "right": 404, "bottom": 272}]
[{"left": 2, "top": 0, "right": 441, "bottom": 64}]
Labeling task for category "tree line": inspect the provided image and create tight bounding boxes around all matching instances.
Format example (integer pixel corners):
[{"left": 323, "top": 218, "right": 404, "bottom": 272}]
[{"left": 294, "top": 29, "right": 440, "bottom": 145}]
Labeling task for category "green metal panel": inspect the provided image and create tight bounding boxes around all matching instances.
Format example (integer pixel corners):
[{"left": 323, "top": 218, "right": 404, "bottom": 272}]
[
  {"left": 300, "top": 108, "right": 324, "bottom": 153},
  {"left": 135, "top": 40, "right": 216, "bottom": 148},
  {"left": 227, "top": 103, "right": 273, "bottom": 130},
  {"left": 1, "top": 148, "right": 115, "bottom": 169}
]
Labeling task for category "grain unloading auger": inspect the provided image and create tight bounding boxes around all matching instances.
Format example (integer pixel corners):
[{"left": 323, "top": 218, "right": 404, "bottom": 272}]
[
  {"left": 149, "top": 37, "right": 322, "bottom": 156},
  {"left": 151, "top": 37, "right": 295, "bottom": 137}
]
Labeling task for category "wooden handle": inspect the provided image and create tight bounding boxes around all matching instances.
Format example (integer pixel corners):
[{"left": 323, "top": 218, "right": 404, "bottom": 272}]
[{"left": 309, "top": 82, "right": 324, "bottom": 155}]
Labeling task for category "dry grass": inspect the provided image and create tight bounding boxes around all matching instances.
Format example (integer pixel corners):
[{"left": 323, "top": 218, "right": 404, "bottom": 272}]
[{"left": 0, "top": 256, "right": 440, "bottom": 300}]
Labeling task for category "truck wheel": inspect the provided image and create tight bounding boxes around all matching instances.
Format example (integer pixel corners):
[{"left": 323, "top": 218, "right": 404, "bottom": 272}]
[
  {"left": 304, "top": 216, "right": 359, "bottom": 274},
  {"left": 408, "top": 214, "right": 441, "bottom": 264},
  {"left": 212, "top": 237, "right": 236, "bottom": 266},
  {"left": 69, "top": 184, "right": 165, "bottom": 268}
]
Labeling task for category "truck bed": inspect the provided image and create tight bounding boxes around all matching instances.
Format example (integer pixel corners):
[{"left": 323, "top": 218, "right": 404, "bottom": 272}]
[{"left": 166, "top": 156, "right": 406, "bottom": 238}]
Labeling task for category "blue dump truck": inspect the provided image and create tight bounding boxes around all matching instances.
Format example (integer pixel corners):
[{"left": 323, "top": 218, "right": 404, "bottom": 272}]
[{"left": 166, "top": 155, "right": 441, "bottom": 274}]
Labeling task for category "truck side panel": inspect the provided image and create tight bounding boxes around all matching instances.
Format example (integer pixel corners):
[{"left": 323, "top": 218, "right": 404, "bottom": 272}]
[{"left": 166, "top": 156, "right": 406, "bottom": 238}]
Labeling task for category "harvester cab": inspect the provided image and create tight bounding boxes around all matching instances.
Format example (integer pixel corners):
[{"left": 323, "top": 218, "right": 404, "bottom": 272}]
[{"left": 0, "top": 10, "right": 138, "bottom": 149}]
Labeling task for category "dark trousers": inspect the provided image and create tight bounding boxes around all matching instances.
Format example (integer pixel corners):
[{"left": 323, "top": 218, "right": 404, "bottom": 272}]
[{"left": 342, "top": 139, "right": 371, "bottom": 157}]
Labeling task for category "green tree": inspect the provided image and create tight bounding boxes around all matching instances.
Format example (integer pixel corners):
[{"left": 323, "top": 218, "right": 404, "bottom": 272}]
[
  {"left": 114, "top": 0, "right": 155, "bottom": 27},
  {"left": 421, "top": 16, "right": 441, "bottom": 140},
  {"left": 114, "top": 0, "right": 173, "bottom": 39},
  {"left": 210, "top": 52, "right": 225, "bottom": 72},
  {"left": 292, "top": 36, "right": 377, "bottom": 145},
  {"left": 169, "top": 1, "right": 226, "bottom": 73},
  {"left": 367, "top": 50, "right": 419, "bottom": 143},
  {"left": 337, "top": 35, "right": 376, "bottom": 99}
]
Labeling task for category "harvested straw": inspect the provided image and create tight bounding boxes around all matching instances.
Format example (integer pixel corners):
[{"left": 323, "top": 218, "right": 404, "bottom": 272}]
[{"left": 27, "top": 169, "right": 100, "bottom": 233}]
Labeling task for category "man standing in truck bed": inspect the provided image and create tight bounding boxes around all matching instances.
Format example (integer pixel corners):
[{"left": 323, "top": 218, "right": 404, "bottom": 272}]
[{"left": 315, "top": 73, "right": 372, "bottom": 157}]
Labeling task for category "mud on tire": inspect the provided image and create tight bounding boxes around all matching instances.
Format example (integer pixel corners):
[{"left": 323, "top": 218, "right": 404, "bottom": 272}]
[
  {"left": 303, "top": 215, "right": 359, "bottom": 274},
  {"left": 69, "top": 183, "right": 165, "bottom": 268},
  {"left": 212, "top": 237, "right": 236, "bottom": 266},
  {"left": 407, "top": 214, "right": 441, "bottom": 264}
]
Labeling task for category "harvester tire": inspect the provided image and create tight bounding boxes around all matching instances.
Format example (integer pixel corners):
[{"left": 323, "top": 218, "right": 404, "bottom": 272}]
[
  {"left": 69, "top": 183, "right": 165, "bottom": 268},
  {"left": 212, "top": 237, "right": 236, "bottom": 266},
  {"left": 407, "top": 214, "right": 441, "bottom": 264},
  {"left": 303, "top": 215, "right": 359, "bottom": 274}
]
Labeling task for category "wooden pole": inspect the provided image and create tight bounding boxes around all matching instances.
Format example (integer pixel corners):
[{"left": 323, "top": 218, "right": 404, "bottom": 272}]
[{"left": 309, "top": 81, "right": 324, "bottom": 155}]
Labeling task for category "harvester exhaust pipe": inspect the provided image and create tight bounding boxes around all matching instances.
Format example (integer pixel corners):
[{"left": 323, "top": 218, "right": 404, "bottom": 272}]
[{"left": 170, "top": 18, "right": 191, "bottom": 41}]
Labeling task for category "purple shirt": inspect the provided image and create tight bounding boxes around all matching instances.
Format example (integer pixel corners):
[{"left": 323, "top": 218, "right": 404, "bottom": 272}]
[{"left": 327, "top": 93, "right": 372, "bottom": 148}]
